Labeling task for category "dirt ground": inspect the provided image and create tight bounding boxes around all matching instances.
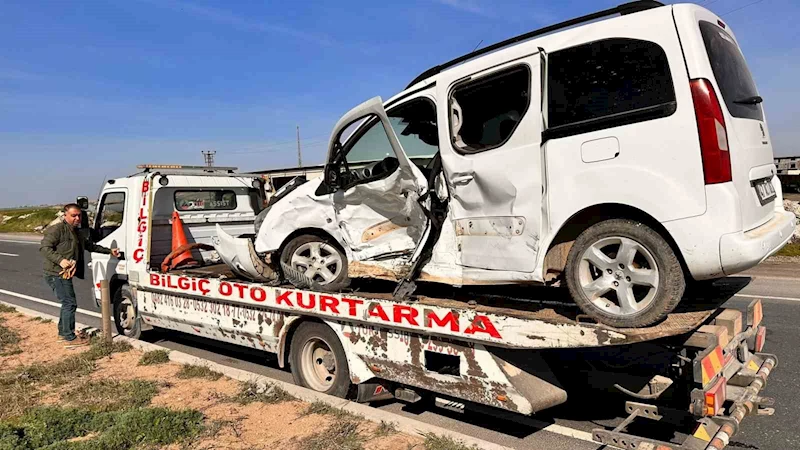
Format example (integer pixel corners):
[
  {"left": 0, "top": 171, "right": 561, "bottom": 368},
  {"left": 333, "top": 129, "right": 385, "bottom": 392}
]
[{"left": 0, "top": 310, "right": 426, "bottom": 450}]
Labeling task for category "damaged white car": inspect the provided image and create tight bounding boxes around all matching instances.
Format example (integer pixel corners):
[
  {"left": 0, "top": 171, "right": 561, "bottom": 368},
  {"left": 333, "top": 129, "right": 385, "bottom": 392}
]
[{"left": 215, "top": 6, "right": 796, "bottom": 328}]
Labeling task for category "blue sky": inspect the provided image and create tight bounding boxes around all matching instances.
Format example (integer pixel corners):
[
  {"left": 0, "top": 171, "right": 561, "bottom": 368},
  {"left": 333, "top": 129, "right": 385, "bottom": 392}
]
[{"left": 0, "top": 0, "right": 798, "bottom": 207}]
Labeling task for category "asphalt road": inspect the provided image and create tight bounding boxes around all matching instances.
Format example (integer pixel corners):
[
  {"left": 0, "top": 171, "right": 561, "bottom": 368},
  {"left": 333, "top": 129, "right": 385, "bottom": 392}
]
[{"left": 1, "top": 233, "right": 798, "bottom": 450}]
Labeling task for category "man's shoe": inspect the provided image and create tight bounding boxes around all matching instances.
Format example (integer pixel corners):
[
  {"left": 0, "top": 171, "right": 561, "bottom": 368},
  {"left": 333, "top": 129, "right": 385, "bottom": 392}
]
[
  {"left": 57, "top": 335, "right": 69, "bottom": 342},
  {"left": 63, "top": 336, "right": 90, "bottom": 349}
]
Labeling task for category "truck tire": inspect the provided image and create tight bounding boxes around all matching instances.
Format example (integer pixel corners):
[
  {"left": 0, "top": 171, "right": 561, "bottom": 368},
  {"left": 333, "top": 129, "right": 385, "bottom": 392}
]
[
  {"left": 114, "top": 285, "right": 142, "bottom": 339},
  {"left": 280, "top": 234, "right": 350, "bottom": 291},
  {"left": 564, "top": 219, "right": 685, "bottom": 328},
  {"left": 289, "top": 322, "right": 352, "bottom": 398}
]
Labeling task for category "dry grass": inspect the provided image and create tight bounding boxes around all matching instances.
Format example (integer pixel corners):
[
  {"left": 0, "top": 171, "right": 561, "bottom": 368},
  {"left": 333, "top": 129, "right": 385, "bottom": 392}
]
[
  {"left": 176, "top": 364, "right": 223, "bottom": 381},
  {"left": 229, "top": 380, "right": 295, "bottom": 405},
  {"left": 138, "top": 349, "right": 170, "bottom": 366},
  {"left": 421, "top": 433, "right": 479, "bottom": 450},
  {"left": 776, "top": 242, "right": 800, "bottom": 257}
]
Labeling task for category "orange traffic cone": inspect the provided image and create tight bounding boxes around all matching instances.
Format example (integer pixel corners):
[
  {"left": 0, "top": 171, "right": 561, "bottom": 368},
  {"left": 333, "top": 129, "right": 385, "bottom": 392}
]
[{"left": 161, "top": 211, "right": 199, "bottom": 272}]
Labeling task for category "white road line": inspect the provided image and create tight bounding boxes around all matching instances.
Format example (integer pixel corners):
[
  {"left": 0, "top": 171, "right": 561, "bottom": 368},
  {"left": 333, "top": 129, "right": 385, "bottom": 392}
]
[
  {"left": 0, "top": 239, "right": 39, "bottom": 245},
  {"left": 0, "top": 289, "right": 102, "bottom": 318},
  {"left": 0, "top": 252, "right": 18, "bottom": 257},
  {"left": 734, "top": 293, "right": 800, "bottom": 303}
]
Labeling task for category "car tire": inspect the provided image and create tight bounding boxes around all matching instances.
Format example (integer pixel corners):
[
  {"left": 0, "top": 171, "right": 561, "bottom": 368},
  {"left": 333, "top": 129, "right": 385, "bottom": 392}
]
[
  {"left": 565, "top": 219, "right": 685, "bottom": 328},
  {"left": 113, "top": 284, "right": 142, "bottom": 339},
  {"left": 280, "top": 234, "right": 350, "bottom": 291},
  {"left": 289, "top": 322, "right": 352, "bottom": 398}
]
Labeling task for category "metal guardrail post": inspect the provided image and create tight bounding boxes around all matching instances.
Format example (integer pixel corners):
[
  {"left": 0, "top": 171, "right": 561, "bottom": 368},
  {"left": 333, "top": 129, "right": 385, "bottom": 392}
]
[{"left": 100, "top": 280, "right": 112, "bottom": 345}]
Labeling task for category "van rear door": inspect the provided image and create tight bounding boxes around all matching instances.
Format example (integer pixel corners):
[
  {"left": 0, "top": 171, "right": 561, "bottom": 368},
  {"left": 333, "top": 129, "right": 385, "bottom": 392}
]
[{"left": 675, "top": 5, "right": 777, "bottom": 232}]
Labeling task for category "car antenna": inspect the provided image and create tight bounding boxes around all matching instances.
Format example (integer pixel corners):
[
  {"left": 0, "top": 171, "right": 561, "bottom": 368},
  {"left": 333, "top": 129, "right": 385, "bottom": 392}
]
[{"left": 471, "top": 39, "right": 484, "bottom": 52}]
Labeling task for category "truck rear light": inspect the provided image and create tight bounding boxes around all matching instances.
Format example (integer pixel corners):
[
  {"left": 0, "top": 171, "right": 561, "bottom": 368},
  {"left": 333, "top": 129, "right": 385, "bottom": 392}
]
[
  {"left": 690, "top": 78, "right": 731, "bottom": 184},
  {"left": 754, "top": 326, "right": 766, "bottom": 352},
  {"left": 705, "top": 376, "right": 727, "bottom": 416}
]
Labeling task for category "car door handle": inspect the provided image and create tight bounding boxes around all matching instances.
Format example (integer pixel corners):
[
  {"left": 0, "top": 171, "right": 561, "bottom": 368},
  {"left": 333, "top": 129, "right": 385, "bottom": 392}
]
[{"left": 451, "top": 174, "right": 474, "bottom": 185}]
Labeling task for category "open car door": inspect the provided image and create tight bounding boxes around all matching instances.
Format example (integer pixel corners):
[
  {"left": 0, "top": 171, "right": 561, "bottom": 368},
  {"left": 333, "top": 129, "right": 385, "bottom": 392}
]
[{"left": 323, "top": 96, "right": 431, "bottom": 264}]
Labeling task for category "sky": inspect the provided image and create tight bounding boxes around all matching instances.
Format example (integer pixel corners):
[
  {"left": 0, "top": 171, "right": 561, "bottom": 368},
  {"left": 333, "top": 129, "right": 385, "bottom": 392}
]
[{"left": 0, "top": 0, "right": 798, "bottom": 207}]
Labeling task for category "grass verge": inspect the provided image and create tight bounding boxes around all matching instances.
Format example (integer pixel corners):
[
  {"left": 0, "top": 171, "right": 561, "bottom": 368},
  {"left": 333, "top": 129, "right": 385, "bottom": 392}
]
[
  {"left": 0, "top": 305, "right": 17, "bottom": 314},
  {"left": 297, "top": 419, "right": 365, "bottom": 450},
  {"left": 0, "top": 406, "right": 204, "bottom": 450},
  {"left": 422, "top": 433, "right": 479, "bottom": 450},
  {"left": 176, "top": 364, "right": 223, "bottom": 381},
  {"left": 776, "top": 242, "right": 800, "bottom": 257},
  {"left": 0, "top": 338, "right": 133, "bottom": 419},
  {"left": 64, "top": 379, "right": 159, "bottom": 412},
  {"left": 302, "top": 401, "right": 363, "bottom": 421},
  {"left": 0, "top": 317, "right": 21, "bottom": 354},
  {"left": 0, "top": 207, "right": 59, "bottom": 233},
  {"left": 138, "top": 349, "right": 170, "bottom": 366}
]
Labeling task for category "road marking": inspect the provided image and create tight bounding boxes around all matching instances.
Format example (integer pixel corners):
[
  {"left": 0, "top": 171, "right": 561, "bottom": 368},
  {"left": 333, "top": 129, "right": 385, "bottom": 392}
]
[
  {"left": 0, "top": 289, "right": 102, "bottom": 318},
  {"left": 0, "top": 239, "right": 39, "bottom": 245},
  {"left": 0, "top": 252, "right": 18, "bottom": 257},
  {"left": 735, "top": 293, "right": 800, "bottom": 303}
]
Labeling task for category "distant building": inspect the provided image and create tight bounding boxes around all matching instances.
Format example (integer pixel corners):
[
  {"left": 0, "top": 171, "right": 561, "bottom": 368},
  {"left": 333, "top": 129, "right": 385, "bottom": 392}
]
[
  {"left": 775, "top": 156, "right": 800, "bottom": 192},
  {"left": 249, "top": 164, "right": 325, "bottom": 199}
]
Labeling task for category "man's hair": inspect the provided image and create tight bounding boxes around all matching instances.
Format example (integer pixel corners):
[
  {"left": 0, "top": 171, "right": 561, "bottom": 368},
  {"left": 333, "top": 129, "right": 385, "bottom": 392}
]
[{"left": 63, "top": 203, "right": 82, "bottom": 212}]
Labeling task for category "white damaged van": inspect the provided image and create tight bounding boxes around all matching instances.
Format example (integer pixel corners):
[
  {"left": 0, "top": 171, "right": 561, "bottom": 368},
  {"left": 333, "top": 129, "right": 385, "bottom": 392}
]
[{"left": 216, "top": 0, "right": 795, "bottom": 328}]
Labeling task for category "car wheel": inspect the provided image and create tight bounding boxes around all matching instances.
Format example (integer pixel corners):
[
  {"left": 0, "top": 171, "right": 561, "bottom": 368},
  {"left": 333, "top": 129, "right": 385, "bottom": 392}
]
[
  {"left": 280, "top": 234, "right": 350, "bottom": 291},
  {"left": 114, "top": 285, "right": 142, "bottom": 339},
  {"left": 565, "top": 219, "right": 685, "bottom": 328},
  {"left": 289, "top": 322, "right": 352, "bottom": 398}
]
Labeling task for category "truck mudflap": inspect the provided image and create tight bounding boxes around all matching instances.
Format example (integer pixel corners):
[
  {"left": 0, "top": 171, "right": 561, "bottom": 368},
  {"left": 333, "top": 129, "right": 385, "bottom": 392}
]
[{"left": 592, "top": 299, "right": 777, "bottom": 450}]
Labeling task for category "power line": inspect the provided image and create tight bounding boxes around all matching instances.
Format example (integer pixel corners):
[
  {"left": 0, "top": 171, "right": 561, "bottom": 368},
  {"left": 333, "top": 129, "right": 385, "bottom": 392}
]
[{"left": 720, "top": 0, "right": 765, "bottom": 16}]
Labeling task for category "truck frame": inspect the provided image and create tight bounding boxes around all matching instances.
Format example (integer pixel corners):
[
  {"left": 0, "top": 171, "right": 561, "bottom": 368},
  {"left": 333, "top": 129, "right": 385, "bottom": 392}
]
[{"left": 83, "top": 165, "right": 778, "bottom": 450}]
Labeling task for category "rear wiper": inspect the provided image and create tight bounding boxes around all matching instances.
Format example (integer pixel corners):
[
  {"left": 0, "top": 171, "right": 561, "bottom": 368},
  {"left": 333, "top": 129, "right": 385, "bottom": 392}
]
[{"left": 734, "top": 95, "right": 763, "bottom": 105}]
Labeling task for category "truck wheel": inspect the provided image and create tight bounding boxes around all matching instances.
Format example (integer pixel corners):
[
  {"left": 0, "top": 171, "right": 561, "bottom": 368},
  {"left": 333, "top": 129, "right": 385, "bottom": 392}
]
[
  {"left": 114, "top": 285, "right": 142, "bottom": 339},
  {"left": 565, "top": 219, "right": 685, "bottom": 328},
  {"left": 289, "top": 322, "right": 352, "bottom": 398},
  {"left": 281, "top": 235, "right": 350, "bottom": 291}
]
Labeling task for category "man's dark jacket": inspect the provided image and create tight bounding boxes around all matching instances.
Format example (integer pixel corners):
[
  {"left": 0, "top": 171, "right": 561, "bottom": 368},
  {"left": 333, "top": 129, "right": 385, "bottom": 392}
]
[{"left": 40, "top": 220, "right": 111, "bottom": 279}]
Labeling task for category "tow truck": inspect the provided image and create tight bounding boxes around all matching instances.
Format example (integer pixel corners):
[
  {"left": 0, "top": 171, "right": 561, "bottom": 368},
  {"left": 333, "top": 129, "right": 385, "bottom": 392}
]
[{"left": 81, "top": 164, "right": 777, "bottom": 450}]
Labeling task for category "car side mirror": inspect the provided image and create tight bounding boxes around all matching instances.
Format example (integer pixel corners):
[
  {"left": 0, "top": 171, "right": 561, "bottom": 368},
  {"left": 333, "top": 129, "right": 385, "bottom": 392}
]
[{"left": 324, "top": 164, "right": 341, "bottom": 190}]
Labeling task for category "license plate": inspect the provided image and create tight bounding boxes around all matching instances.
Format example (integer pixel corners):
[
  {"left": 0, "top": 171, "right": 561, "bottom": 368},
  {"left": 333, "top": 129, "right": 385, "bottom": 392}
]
[{"left": 753, "top": 178, "right": 776, "bottom": 205}]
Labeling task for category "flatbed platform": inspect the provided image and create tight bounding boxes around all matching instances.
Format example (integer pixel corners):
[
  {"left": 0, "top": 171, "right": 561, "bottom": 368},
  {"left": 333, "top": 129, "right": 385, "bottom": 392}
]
[{"left": 168, "top": 263, "right": 738, "bottom": 347}]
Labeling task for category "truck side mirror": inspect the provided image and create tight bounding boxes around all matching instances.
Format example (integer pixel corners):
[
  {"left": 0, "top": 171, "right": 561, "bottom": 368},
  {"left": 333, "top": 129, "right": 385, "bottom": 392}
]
[{"left": 76, "top": 196, "right": 89, "bottom": 210}]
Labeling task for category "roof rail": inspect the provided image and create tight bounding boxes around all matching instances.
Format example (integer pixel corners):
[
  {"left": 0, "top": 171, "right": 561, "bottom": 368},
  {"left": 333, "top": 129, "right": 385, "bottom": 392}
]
[
  {"left": 406, "top": 0, "right": 665, "bottom": 88},
  {"left": 137, "top": 164, "right": 239, "bottom": 173}
]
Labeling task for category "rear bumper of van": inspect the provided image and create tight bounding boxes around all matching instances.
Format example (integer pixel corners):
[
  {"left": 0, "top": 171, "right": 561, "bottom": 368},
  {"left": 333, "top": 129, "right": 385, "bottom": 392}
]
[{"left": 719, "top": 210, "right": 796, "bottom": 275}]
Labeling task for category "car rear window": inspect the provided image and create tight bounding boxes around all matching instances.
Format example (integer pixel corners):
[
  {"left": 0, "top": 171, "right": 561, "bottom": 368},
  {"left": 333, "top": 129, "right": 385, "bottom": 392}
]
[{"left": 699, "top": 21, "right": 763, "bottom": 121}]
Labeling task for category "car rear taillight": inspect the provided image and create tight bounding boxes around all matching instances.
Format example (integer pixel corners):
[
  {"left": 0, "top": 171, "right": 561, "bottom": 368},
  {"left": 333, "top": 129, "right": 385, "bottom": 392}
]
[
  {"left": 690, "top": 78, "right": 732, "bottom": 184},
  {"left": 705, "top": 376, "right": 727, "bottom": 416}
]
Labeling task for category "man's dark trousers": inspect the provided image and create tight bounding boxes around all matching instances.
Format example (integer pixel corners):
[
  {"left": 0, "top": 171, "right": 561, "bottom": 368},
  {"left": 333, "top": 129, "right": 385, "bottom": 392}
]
[{"left": 45, "top": 275, "right": 78, "bottom": 341}]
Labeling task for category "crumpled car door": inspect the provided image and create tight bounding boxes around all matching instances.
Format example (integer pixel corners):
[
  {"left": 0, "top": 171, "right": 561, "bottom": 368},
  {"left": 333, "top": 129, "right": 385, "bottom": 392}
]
[{"left": 326, "top": 97, "right": 430, "bottom": 263}]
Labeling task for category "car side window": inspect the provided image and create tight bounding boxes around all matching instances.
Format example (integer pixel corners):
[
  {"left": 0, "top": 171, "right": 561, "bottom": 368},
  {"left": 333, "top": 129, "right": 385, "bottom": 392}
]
[
  {"left": 96, "top": 192, "right": 125, "bottom": 239},
  {"left": 547, "top": 38, "right": 676, "bottom": 139},
  {"left": 449, "top": 65, "right": 531, "bottom": 154}
]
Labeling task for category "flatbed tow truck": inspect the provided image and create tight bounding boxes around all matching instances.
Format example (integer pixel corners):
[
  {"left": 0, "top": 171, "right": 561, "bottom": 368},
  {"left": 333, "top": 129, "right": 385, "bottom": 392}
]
[{"left": 85, "top": 165, "right": 778, "bottom": 450}]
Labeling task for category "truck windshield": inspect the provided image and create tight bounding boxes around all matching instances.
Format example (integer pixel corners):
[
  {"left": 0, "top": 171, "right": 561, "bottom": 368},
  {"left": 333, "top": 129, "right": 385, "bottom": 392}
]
[{"left": 699, "top": 21, "right": 763, "bottom": 121}]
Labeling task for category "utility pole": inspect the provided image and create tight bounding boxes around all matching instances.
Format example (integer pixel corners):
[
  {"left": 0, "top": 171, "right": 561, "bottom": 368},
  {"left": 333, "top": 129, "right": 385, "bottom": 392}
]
[
  {"left": 296, "top": 126, "right": 303, "bottom": 167},
  {"left": 201, "top": 150, "right": 216, "bottom": 167}
]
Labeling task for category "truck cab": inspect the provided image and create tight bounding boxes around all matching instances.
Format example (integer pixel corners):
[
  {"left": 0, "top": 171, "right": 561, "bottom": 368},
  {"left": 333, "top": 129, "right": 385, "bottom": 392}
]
[{"left": 84, "top": 165, "right": 264, "bottom": 316}]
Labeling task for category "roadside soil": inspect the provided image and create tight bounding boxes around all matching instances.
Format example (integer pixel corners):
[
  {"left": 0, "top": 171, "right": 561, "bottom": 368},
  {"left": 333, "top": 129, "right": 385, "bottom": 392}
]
[{"left": 0, "top": 309, "right": 427, "bottom": 450}]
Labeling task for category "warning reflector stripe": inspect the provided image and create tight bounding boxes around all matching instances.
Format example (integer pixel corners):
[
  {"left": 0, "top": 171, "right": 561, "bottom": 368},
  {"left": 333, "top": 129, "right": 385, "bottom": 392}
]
[
  {"left": 693, "top": 424, "right": 712, "bottom": 442},
  {"left": 701, "top": 347, "right": 724, "bottom": 386}
]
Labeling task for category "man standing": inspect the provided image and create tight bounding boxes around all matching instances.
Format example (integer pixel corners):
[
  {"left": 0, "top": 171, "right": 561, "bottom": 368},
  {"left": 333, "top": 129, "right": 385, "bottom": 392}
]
[{"left": 40, "top": 204, "right": 120, "bottom": 347}]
